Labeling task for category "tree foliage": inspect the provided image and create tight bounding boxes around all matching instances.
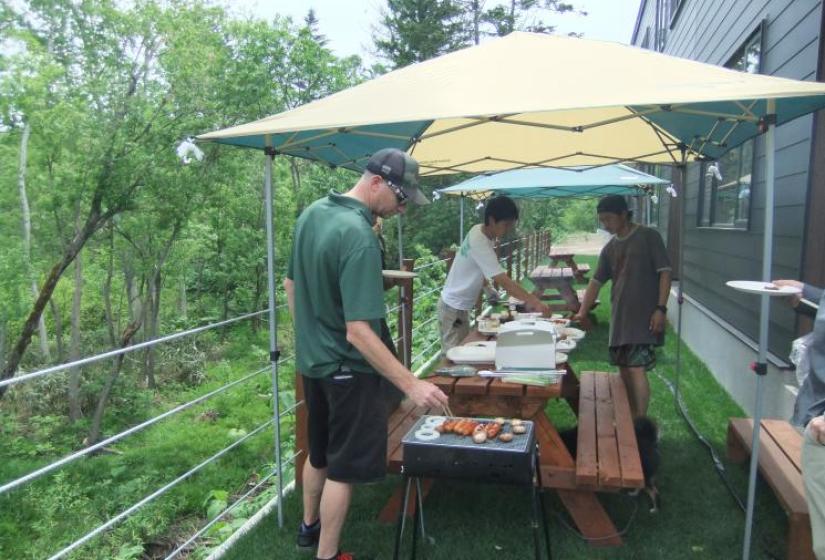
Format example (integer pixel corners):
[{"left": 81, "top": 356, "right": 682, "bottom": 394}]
[
  {"left": 373, "top": 0, "right": 469, "bottom": 67},
  {"left": 373, "top": 0, "right": 585, "bottom": 67}
]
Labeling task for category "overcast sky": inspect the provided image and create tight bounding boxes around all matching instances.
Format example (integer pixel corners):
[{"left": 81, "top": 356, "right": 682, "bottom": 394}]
[{"left": 226, "top": 0, "right": 641, "bottom": 63}]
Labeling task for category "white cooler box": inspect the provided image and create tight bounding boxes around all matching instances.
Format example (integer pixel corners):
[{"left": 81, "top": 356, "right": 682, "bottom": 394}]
[{"left": 495, "top": 320, "right": 557, "bottom": 370}]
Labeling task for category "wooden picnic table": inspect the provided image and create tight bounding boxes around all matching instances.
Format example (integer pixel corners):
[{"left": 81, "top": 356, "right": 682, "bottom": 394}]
[
  {"left": 378, "top": 329, "right": 642, "bottom": 547},
  {"left": 548, "top": 252, "right": 590, "bottom": 282},
  {"left": 530, "top": 265, "right": 594, "bottom": 329}
]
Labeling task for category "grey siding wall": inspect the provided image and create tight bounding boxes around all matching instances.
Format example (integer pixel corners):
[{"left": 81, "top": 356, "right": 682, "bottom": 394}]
[{"left": 632, "top": 0, "right": 822, "bottom": 356}]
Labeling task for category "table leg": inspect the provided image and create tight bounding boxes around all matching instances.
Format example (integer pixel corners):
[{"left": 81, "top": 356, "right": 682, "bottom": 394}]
[
  {"left": 532, "top": 412, "right": 623, "bottom": 547},
  {"left": 560, "top": 363, "right": 580, "bottom": 415},
  {"left": 557, "top": 281, "right": 579, "bottom": 311}
]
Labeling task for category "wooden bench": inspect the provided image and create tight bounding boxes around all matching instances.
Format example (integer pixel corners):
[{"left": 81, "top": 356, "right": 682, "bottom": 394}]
[
  {"left": 727, "top": 418, "right": 813, "bottom": 560},
  {"left": 576, "top": 372, "right": 644, "bottom": 491}
]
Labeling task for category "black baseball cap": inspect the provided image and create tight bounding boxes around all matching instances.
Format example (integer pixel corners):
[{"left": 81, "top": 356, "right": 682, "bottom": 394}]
[
  {"left": 365, "top": 148, "right": 429, "bottom": 205},
  {"left": 597, "top": 194, "right": 630, "bottom": 215}
]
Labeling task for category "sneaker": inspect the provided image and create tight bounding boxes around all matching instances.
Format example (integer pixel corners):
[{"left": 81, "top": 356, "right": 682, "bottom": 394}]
[{"left": 297, "top": 519, "right": 321, "bottom": 551}]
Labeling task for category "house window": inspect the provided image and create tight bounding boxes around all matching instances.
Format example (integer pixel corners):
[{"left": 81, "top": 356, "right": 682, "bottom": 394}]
[
  {"left": 655, "top": 0, "right": 668, "bottom": 51},
  {"left": 698, "top": 28, "right": 762, "bottom": 229},
  {"left": 668, "top": 0, "right": 684, "bottom": 27}
]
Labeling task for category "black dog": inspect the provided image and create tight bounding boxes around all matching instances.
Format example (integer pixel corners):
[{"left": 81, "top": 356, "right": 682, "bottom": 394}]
[{"left": 559, "top": 416, "right": 661, "bottom": 513}]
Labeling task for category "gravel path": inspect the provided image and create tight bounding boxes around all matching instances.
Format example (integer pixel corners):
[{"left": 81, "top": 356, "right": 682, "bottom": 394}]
[{"left": 552, "top": 231, "right": 609, "bottom": 256}]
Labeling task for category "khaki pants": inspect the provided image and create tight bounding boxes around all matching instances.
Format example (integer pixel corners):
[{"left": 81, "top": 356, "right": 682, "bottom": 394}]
[
  {"left": 803, "top": 422, "right": 825, "bottom": 560},
  {"left": 437, "top": 298, "right": 470, "bottom": 355}
]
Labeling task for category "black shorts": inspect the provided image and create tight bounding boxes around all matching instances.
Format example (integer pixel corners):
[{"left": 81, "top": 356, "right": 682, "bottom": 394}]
[
  {"left": 608, "top": 344, "right": 657, "bottom": 370},
  {"left": 302, "top": 371, "right": 389, "bottom": 484}
]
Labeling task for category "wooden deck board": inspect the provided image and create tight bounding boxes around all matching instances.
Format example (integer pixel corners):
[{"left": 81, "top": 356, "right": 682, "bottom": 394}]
[
  {"left": 576, "top": 372, "right": 598, "bottom": 486},
  {"left": 594, "top": 373, "right": 621, "bottom": 488},
  {"left": 608, "top": 375, "right": 644, "bottom": 488}
]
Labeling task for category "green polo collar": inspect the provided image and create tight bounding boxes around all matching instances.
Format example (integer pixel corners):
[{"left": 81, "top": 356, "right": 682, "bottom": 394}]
[{"left": 328, "top": 191, "right": 374, "bottom": 225}]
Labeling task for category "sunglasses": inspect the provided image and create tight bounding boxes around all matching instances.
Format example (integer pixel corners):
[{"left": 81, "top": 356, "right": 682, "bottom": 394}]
[{"left": 384, "top": 178, "right": 409, "bottom": 206}]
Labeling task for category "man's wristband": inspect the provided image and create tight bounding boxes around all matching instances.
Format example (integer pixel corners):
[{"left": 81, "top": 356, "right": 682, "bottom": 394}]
[{"left": 656, "top": 305, "right": 668, "bottom": 313}]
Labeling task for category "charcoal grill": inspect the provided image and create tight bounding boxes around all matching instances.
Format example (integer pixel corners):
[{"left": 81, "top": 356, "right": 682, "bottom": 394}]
[
  {"left": 401, "top": 416, "right": 536, "bottom": 484},
  {"left": 393, "top": 416, "right": 552, "bottom": 559}
]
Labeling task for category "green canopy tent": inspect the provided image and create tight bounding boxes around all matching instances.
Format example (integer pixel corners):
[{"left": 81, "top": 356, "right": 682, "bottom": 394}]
[
  {"left": 435, "top": 164, "right": 670, "bottom": 241},
  {"left": 198, "top": 33, "right": 825, "bottom": 556},
  {"left": 436, "top": 164, "right": 668, "bottom": 200}
]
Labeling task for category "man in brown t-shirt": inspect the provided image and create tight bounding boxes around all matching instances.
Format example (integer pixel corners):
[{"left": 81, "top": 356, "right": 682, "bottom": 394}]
[{"left": 574, "top": 195, "right": 672, "bottom": 417}]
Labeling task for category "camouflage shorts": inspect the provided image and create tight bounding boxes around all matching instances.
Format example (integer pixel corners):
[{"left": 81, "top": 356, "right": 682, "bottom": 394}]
[{"left": 608, "top": 344, "right": 657, "bottom": 371}]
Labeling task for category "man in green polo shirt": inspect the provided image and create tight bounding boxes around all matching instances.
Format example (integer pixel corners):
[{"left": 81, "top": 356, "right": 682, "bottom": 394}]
[{"left": 284, "top": 148, "right": 449, "bottom": 560}]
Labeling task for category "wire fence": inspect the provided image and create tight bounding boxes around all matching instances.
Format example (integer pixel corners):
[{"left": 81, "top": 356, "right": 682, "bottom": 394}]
[
  {"left": 1, "top": 308, "right": 297, "bottom": 560},
  {"left": 0, "top": 309, "right": 273, "bottom": 390}
]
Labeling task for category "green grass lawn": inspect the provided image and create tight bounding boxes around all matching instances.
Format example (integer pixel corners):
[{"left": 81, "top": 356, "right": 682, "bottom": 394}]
[{"left": 220, "top": 255, "right": 790, "bottom": 560}]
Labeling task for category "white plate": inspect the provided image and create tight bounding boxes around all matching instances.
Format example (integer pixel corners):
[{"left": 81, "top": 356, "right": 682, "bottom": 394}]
[
  {"left": 465, "top": 341, "right": 496, "bottom": 349},
  {"left": 548, "top": 318, "right": 571, "bottom": 328},
  {"left": 560, "top": 327, "right": 585, "bottom": 341},
  {"left": 515, "top": 312, "right": 543, "bottom": 320},
  {"left": 556, "top": 339, "right": 577, "bottom": 352},
  {"left": 382, "top": 270, "right": 418, "bottom": 279},
  {"left": 477, "top": 319, "right": 501, "bottom": 335},
  {"left": 725, "top": 280, "right": 801, "bottom": 296},
  {"left": 446, "top": 345, "right": 495, "bottom": 364},
  {"left": 555, "top": 352, "right": 568, "bottom": 365}
]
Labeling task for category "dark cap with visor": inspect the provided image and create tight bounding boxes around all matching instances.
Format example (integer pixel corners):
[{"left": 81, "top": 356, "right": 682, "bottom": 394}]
[
  {"left": 365, "top": 148, "right": 429, "bottom": 205},
  {"left": 596, "top": 194, "right": 630, "bottom": 215}
]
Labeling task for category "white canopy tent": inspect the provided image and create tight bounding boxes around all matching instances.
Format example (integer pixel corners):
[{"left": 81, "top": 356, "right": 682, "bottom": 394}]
[{"left": 199, "top": 33, "right": 825, "bottom": 557}]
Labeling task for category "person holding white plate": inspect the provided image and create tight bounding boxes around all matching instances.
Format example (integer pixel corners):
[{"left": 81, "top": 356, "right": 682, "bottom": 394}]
[{"left": 774, "top": 278, "right": 825, "bottom": 559}]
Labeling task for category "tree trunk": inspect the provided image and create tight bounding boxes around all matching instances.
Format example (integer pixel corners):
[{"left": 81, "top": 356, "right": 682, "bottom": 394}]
[
  {"left": 177, "top": 276, "right": 187, "bottom": 322},
  {"left": 0, "top": 315, "right": 6, "bottom": 373},
  {"left": 17, "top": 123, "right": 51, "bottom": 361},
  {"left": 141, "top": 224, "right": 179, "bottom": 389},
  {"left": 124, "top": 262, "right": 143, "bottom": 335},
  {"left": 0, "top": 189, "right": 111, "bottom": 398},
  {"left": 103, "top": 226, "right": 117, "bottom": 347},
  {"left": 86, "top": 320, "right": 141, "bottom": 447},
  {"left": 49, "top": 298, "right": 64, "bottom": 361},
  {"left": 142, "top": 278, "right": 156, "bottom": 389},
  {"left": 290, "top": 159, "right": 304, "bottom": 216},
  {"left": 67, "top": 253, "right": 83, "bottom": 421},
  {"left": 251, "top": 264, "right": 263, "bottom": 333}
]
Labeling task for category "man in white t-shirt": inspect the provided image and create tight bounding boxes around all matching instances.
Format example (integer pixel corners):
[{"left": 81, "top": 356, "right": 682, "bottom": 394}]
[{"left": 438, "top": 196, "right": 550, "bottom": 352}]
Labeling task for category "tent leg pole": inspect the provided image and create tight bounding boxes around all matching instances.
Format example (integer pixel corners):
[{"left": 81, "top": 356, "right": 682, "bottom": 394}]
[
  {"left": 264, "top": 147, "right": 284, "bottom": 528},
  {"left": 397, "top": 216, "right": 408, "bottom": 368},
  {"left": 459, "top": 195, "right": 465, "bottom": 245},
  {"left": 742, "top": 100, "right": 776, "bottom": 560},
  {"left": 675, "top": 150, "right": 687, "bottom": 399}
]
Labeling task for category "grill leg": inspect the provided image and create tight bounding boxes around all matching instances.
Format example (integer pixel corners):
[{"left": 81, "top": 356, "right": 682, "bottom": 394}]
[
  {"left": 414, "top": 478, "right": 429, "bottom": 547},
  {"left": 411, "top": 478, "right": 421, "bottom": 560},
  {"left": 393, "top": 476, "right": 413, "bottom": 560},
  {"left": 535, "top": 446, "right": 552, "bottom": 559},
  {"left": 531, "top": 483, "right": 543, "bottom": 560}
]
